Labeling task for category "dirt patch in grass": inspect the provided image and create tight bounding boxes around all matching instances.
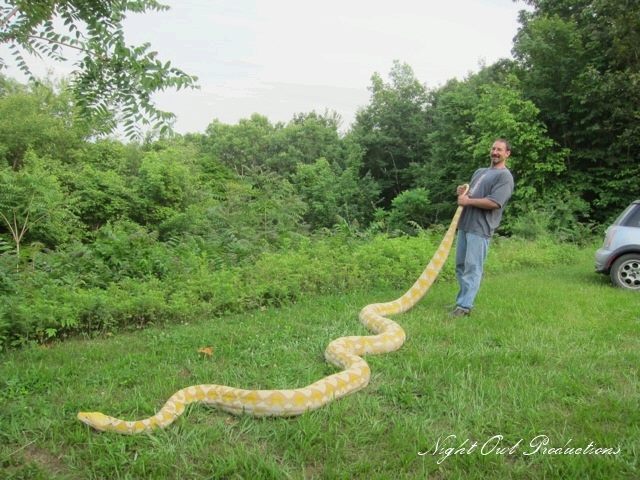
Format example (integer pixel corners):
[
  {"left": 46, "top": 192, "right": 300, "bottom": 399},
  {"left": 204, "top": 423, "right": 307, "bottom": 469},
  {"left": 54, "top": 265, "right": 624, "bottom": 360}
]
[{"left": 20, "top": 443, "right": 80, "bottom": 479}]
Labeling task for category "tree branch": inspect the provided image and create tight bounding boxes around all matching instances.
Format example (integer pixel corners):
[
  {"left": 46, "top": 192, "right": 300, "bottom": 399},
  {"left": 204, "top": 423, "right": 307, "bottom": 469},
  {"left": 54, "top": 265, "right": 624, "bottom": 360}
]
[
  {"left": 27, "top": 34, "right": 86, "bottom": 53},
  {"left": 0, "top": 6, "right": 20, "bottom": 29},
  {"left": 0, "top": 211, "right": 12, "bottom": 234},
  {"left": 18, "top": 207, "right": 31, "bottom": 241}
]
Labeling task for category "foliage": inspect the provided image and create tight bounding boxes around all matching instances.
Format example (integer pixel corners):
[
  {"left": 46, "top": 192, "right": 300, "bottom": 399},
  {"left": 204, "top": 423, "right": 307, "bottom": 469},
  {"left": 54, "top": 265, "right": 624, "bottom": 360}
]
[
  {"left": 69, "top": 164, "right": 135, "bottom": 230},
  {"left": 200, "top": 110, "right": 378, "bottom": 231},
  {"left": 351, "top": 61, "right": 432, "bottom": 206},
  {"left": 513, "top": 0, "right": 640, "bottom": 222},
  {"left": 505, "top": 193, "right": 593, "bottom": 243},
  {"left": 0, "top": 219, "right": 588, "bottom": 349},
  {"left": 410, "top": 77, "right": 482, "bottom": 223},
  {"left": 203, "top": 114, "right": 276, "bottom": 176},
  {"left": 134, "top": 146, "right": 198, "bottom": 225},
  {"left": 0, "top": 151, "right": 78, "bottom": 257},
  {"left": 0, "top": 78, "right": 86, "bottom": 169},
  {"left": 386, "top": 188, "right": 432, "bottom": 234},
  {"left": 292, "top": 153, "right": 379, "bottom": 230},
  {"left": 215, "top": 171, "right": 307, "bottom": 254},
  {"left": 269, "top": 111, "right": 345, "bottom": 176},
  {"left": 468, "top": 76, "right": 572, "bottom": 231},
  {"left": 0, "top": 0, "right": 198, "bottom": 136}
]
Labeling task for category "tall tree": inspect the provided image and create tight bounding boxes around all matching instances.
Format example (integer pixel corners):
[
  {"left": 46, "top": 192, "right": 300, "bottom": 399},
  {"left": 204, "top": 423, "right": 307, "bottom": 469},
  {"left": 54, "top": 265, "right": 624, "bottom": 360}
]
[
  {"left": 351, "top": 61, "right": 432, "bottom": 206},
  {"left": 0, "top": 0, "right": 197, "bottom": 136},
  {"left": 514, "top": 0, "right": 640, "bottom": 221},
  {"left": 203, "top": 114, "right": 276, "bottom": 176},
  {"left": 0, "top": 77, "right": 86, "bottom": 169},
  {"left": 268, "top": 111, "right": 345, "bottom": 176}
]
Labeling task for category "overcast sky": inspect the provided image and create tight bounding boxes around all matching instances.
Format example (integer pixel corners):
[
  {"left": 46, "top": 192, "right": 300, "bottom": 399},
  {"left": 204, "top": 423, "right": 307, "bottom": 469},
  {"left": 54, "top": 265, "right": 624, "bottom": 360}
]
[{"left": 3, "top": 0, "right": 527, "bottom": 134}]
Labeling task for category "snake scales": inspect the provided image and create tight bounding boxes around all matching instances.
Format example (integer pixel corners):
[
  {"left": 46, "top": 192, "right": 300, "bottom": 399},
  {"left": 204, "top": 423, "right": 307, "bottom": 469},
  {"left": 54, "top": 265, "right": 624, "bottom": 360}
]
[{"left": 77, "top": 193, "right": 466, "bottom": 434}]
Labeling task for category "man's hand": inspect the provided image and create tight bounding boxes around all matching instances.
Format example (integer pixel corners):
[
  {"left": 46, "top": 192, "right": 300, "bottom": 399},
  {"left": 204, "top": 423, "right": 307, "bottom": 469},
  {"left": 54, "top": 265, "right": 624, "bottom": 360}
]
[{"left": 457, "top": 194, "right": 471, "bottom": 206}]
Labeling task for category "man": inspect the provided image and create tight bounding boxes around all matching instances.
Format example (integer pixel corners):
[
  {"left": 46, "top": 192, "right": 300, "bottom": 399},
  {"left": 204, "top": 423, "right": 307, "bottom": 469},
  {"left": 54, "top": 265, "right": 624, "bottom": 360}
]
[{"left": 451, "top": 139, "right": 514, "bottom": 317}]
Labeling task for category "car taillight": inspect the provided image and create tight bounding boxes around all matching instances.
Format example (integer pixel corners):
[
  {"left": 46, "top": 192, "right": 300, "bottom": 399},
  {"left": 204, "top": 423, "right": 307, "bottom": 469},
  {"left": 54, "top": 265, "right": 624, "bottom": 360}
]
[{"left": 604, "top": 228, "right": 616, "bottom": 249}]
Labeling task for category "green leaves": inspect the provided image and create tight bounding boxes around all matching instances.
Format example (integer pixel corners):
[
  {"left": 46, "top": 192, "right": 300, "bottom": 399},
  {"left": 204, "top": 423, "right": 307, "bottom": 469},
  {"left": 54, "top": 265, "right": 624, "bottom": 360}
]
[
  {"left": 513, "top": 0, "right": 640, "bottom": 223},
  {"left": 0, "top": 79, "right": 86, "bottom": 169},
  {"left": 351, "top": 61, "right": 432, "bottom": 206},
  {"left": 1, "top": 0, "right": 198, "bottom": 138},
  {"left": 0, "top": 152, "right": 80, "bottom": 260}
]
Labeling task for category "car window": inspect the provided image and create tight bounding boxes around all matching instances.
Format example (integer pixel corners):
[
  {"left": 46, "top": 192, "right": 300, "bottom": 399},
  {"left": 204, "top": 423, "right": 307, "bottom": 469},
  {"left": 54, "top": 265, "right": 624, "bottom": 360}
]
[
  {"left": 621, "top": 204, "right": 640, "bottom": 228},
  {"left": 614, "top": 203, "right": 638, "bottom": 226}
]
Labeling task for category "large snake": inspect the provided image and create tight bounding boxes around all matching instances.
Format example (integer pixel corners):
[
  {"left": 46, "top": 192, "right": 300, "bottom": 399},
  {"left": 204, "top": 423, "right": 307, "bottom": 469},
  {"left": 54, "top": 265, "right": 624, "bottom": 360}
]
[{"left": 77, "top": 189, "right": 467, "bottom": 434}]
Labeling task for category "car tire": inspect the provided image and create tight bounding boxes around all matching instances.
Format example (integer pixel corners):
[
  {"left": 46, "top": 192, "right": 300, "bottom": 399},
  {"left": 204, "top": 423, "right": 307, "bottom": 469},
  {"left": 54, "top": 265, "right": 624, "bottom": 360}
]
[{"left": 610, "top": 253, "right": 640, "bottom": 290}]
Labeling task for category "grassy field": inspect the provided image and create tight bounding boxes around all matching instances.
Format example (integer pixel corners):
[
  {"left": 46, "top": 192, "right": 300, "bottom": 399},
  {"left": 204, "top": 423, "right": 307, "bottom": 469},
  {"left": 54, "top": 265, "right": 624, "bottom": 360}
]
[{"left": 1, "top": 246, "right": 638, "bottom": 479}]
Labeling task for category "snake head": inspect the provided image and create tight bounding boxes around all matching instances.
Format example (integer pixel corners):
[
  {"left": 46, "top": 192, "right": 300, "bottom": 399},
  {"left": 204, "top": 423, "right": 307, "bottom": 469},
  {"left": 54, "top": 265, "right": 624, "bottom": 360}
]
[{"left": 77, "top": 411, "right": 111, "bottom": 431}]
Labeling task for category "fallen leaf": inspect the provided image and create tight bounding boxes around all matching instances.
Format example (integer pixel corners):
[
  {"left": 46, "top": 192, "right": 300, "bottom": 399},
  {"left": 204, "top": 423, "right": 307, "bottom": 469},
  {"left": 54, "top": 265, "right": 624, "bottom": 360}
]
[{"left": 198, "top": 346, "right": 213, "bottom": 357}]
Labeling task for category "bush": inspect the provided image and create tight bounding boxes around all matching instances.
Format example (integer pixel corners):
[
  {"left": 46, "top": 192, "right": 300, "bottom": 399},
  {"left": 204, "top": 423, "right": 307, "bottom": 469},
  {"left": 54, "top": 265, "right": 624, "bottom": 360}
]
[
  {"left": 387, "top": 188, "right": 432, "bottom": 233},
  {"left": 0, "top": 230, "right": 587, "bottom": 350}
]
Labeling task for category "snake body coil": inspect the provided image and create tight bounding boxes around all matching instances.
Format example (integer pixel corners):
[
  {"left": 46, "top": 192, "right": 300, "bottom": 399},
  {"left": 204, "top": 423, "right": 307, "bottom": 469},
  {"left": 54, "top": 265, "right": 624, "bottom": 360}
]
[{"left": 77, "top": 199, "right": 465, "bottom": 434}]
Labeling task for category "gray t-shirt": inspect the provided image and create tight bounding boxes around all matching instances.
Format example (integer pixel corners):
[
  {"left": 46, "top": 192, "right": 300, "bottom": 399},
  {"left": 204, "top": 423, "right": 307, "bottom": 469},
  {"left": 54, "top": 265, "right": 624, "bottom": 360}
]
[{"left": 458, "top": 167, "right": 514, "bottom": 238}]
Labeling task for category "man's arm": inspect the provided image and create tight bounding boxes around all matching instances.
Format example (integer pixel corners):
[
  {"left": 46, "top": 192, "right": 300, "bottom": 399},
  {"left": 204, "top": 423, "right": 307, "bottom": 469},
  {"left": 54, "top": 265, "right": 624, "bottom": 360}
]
[{"left": 457, "top": 194, "right": 500, "bottom": 209}]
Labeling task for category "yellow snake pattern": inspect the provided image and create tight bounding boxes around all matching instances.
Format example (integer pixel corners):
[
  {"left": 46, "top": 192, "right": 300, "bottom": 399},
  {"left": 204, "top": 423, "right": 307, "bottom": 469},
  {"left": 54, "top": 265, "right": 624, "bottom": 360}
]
[{"left": 77, "top": 197, "right": 466, "bottom": 434}]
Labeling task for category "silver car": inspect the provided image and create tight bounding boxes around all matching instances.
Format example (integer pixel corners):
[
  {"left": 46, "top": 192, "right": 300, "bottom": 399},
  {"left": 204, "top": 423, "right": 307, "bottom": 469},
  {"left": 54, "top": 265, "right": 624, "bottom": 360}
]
[{"left": 595, "top": 200, "right": 640, "bottom": 290}]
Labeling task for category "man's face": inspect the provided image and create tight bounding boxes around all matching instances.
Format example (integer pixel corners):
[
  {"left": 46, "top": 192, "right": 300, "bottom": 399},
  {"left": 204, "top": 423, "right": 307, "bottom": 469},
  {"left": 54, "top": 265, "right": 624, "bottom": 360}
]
[{"left": 490, "top": 141, "right": 510, "bottom": 166}]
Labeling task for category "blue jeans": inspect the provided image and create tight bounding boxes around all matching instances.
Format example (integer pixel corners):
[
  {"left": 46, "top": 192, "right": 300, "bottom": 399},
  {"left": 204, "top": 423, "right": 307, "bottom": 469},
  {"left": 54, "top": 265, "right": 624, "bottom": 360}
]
[{"left": 455, "top": 230, "right": 490, "bottom": 310}]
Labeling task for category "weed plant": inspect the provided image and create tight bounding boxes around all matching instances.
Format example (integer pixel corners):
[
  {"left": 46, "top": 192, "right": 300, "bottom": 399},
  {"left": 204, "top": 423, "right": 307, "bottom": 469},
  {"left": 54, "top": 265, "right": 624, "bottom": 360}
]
[{"left": 0, "top": 231, "right": 586, "bottom": 349}]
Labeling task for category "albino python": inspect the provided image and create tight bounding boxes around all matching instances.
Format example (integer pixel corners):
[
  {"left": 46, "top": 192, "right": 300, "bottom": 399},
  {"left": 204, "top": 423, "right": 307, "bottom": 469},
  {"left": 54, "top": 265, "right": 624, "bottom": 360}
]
[{"left": 77, "top": 188, "right": 467, "bottom": 434}]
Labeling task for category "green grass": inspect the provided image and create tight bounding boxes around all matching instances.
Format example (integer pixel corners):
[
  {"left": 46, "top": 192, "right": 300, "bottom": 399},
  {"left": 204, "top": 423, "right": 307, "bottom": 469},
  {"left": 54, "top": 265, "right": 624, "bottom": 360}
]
[{"left": 1, "top": 247, "right": 638, "bottom": 479}]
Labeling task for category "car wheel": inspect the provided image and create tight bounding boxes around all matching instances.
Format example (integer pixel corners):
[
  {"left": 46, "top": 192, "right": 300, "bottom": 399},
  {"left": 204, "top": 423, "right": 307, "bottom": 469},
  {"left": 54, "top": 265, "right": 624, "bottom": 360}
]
[{"left": 610, "top": 254, "right": 640, "bottom": 290}]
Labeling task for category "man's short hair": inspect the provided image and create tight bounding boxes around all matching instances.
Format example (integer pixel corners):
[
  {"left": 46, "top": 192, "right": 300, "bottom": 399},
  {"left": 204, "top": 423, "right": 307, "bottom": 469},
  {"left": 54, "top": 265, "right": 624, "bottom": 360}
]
[{"left": 495, "top": 138, "right": 511, "bottom": 152}]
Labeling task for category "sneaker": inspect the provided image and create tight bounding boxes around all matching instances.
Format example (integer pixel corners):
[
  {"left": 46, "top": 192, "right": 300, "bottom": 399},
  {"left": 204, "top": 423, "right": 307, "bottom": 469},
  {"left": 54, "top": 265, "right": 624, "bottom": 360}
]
[{"left": 449, "top": 306, "right": 470, "bottom": 317}]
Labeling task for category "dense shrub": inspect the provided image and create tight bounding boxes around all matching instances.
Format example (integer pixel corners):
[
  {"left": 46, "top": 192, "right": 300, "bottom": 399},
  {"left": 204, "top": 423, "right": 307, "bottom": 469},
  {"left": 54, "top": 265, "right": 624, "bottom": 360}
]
[
  {"left": 0, "top": 230, "right": 586, "bottom": 350},
  {"left": 386, "top": 188, "right": 433, "bottom": 234}
]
